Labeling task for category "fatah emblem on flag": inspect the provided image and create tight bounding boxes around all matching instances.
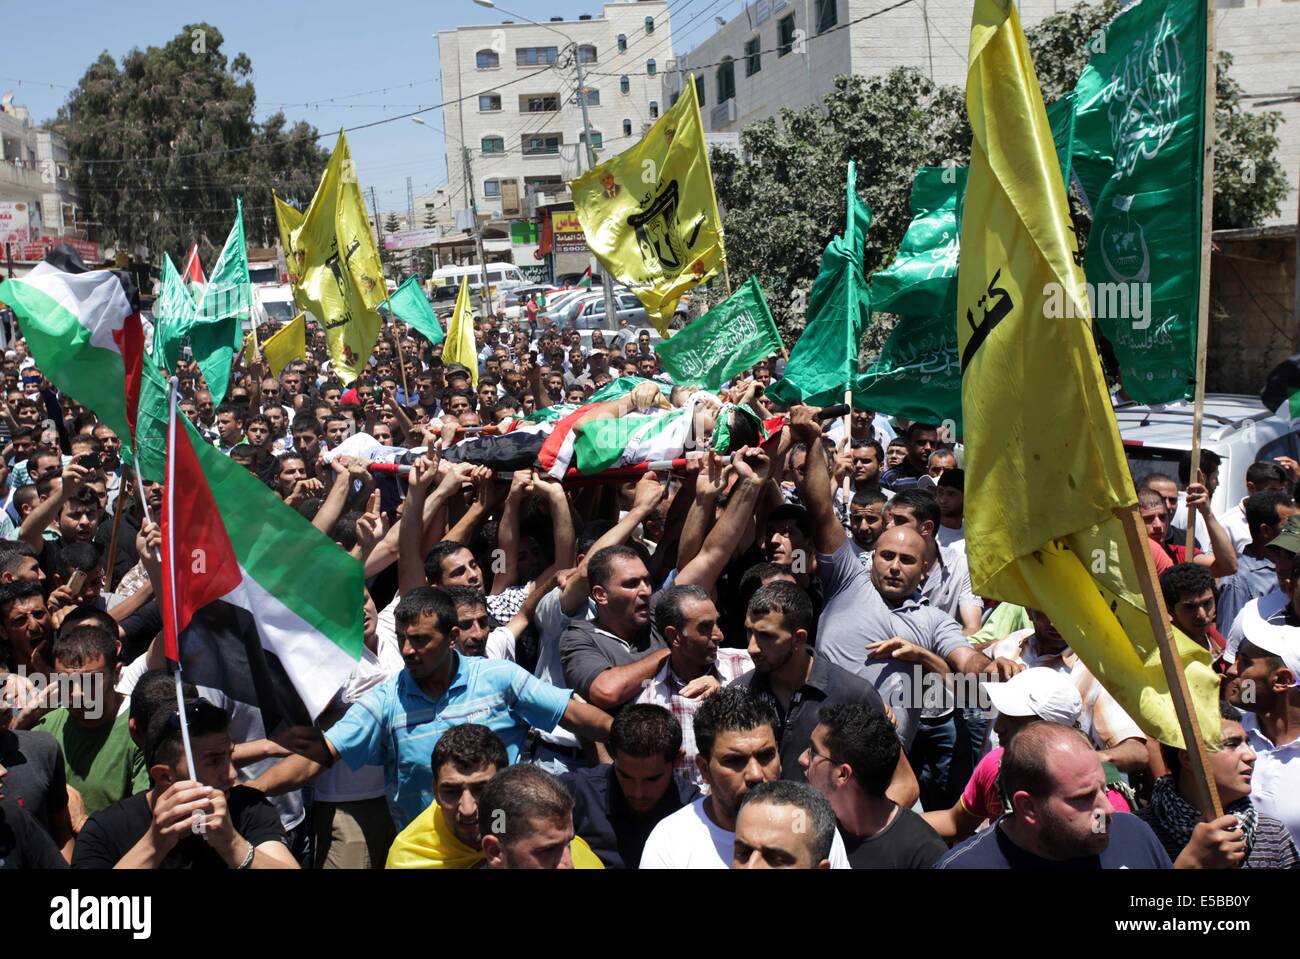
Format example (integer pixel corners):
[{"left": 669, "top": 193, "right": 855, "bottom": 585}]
[
  {"left": 629, "top": 180, "right": 689, "bottom": 273},
  {"left": 960, "top": 267, "right": 1013, "bottom": 373}
]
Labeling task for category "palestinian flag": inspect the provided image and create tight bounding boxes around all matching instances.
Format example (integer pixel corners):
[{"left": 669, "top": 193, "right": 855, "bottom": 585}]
[
  {"left": 160, "top": 395, "right": 364, "bottom": 732},
  {"left": 578, "top": 265, "right": 593, "bottom": 288},
  {"left": 181, "top": 244, "right": 206, "bottom": 296},
  {"left": 0, "top": 246, "right": 144, "bottom": 444}
]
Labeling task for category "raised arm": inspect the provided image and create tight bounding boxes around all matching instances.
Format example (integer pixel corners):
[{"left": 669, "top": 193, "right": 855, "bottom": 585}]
[
  {"left": 787, "top": 405, "right": 845, "bottom": 555},
  {"left": 19, "top": 462, "right": 89, "bottom": 551},
  {"left": 559, "top": 471, "right": 665, "bottom": 617},
  {"left": 677, "top": 448, "right": 770, "bottom": 592},
  {"left": 1185, "top": 482, "right": 1237, "bottom": 577}
]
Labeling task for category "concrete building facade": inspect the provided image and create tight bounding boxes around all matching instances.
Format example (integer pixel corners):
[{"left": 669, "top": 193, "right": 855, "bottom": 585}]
[{"left": 0, "top": 96, "right": 89, "bottom": 270}]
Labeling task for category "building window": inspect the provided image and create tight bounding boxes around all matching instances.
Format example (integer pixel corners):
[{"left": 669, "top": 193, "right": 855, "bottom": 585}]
[
  {"left": 521, "top": 133, "right": 562, "bottom": 156},
  {"left": 646, "top": 58, "right": 657, "bottom": 76},
  {"left": 717, "top": 58, "right": 736, "bottom": 102},
  {"left": 484, "top": 178, "right": 501, "bottom": 198},
  {"left": 778, "top": 14, "right": 796, "bottom": 56},
  {"left": 620, "top": 75, "right": 630, "bottom": 95},
  {"left": 577, "top": 44, "right": 597, "bottom": 63},
  {"left": 745, "top": 37, "right": 762, "bottom": 76},
  {"left": 576, "top": 87, "right": 600, "bottom": 107},
  {"left": 645, "top": 16, "right": 655, "bottom": 34},
  {"left": 694, "top": 74, "right": 705, "bottom": 106},
  {"left": 623, "top": 118, "right": 633, "bottom": 137},
  {"left": 816, "top": 0, "right": 838, "bottom": 33},
  {"left": 481, "top": 136, "right": 505, "bottom": 155},
  {"left": 649, "top": 101, "right": 659, "bottom": 119},
  {"left": 479, "top": 93, "right": 502, "bottom": 112},
  {"left": 516, "top": 46, "right": 560, "bottom": 66},
  {"left": 476, "top": 49, "right": 500, "bottom": 69},
  {"left": 56, "top": 162, "right": 70, "bottom": 180},
  {"left": 617, "top": 33, "right": 627, "bottom": 52},
  {"left": 579, "top": 130, "right": 604, "bottom": 150},
  {"left": 521, "top": 93, "right": 560, "bottom": 112}
]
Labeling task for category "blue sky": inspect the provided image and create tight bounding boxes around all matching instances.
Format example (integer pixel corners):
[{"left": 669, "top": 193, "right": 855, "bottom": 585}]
[{"left": 0, "top": 0, "right": 744, "bottom": 217}]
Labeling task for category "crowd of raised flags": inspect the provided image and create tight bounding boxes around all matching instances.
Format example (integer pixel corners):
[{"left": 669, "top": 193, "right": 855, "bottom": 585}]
[{"left": 0, "top": 0, "right": 1293, "bottom": 879}]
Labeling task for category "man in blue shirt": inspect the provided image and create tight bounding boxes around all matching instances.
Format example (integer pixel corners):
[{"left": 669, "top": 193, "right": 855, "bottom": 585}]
[
  {"left": 934, "top": 722, "right": 1171, "bottom": 869},
  {"left": 293, "top": 587, "right": 612, "bottom": 828},
  {"left": 880, "top": 423, "right": 939, "bottom": 492},
  {"left": 1216, "top": 492, "right": 1298, "bottom": 635}
]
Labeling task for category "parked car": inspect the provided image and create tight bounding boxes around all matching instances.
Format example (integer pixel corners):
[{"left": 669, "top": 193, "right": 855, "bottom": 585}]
[
  {"left": 1115, "top": 392, "right": 1296, "bottom": 516},
  {"left": 571, "top": 291, "right": 649, "bottom": 330}
]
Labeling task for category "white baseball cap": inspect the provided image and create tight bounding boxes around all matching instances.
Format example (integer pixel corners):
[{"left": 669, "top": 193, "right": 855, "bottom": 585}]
[
  {"left": 984, "top": 667, "right": 1082, "bottom": 726},
  {"left": 1240, "top": 603, "right": 1300, "bottom": 682}
]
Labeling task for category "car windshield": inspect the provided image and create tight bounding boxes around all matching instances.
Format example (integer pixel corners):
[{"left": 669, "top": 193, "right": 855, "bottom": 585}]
[
  {"left": 263, "top": 300, "right": 296, "bottom": 321},
  {"left": 1124, "top": 444, "right": 1186, "bottom": 486}
]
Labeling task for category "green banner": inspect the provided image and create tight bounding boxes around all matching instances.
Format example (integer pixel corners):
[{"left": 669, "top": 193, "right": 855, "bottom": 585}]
[
  {"left": 656, "top": 276, "right": 783, "bottom": 391},
  {"left": 388, "top": 275, "right": 444, "bottom": 345},
  {"left": 870, "top": 166, "right": 966, "bottom": 318},
  {"left": 855, "top": 312, "right": 962, "bottom": 430},
  {"left": 1072, "top": 0, "right": 1204, "bottom": 404},
  {"left": 188, "top": 199, "right": 252, "bottom": 405}
]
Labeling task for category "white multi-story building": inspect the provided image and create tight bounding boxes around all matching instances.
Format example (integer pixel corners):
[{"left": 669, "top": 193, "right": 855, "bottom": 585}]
[
  {"left": 666, "top": 0, "right": 1300, "bottom": 225},
  {"left": 0, "top": 95, "right": 88, "bottom": 270},
  {"left": 438, "top": 1, "right": 674, "bottom": 226}
]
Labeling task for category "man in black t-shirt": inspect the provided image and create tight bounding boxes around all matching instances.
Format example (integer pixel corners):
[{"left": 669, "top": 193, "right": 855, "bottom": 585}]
[
  {"left": 0, "top": 727, "right": 73, "bottom": 859},
  {"left": 0, "top": 799, "right": 66, "bottom": 869},
  {"left": 800, "top": 704, "right": 946, "bottom": 869},
  {"left": 934, "top": 722, "right": 1172, "bottom": 870},
  {"left": 73, "top": 698, "right": 298, "bottom": 869}
]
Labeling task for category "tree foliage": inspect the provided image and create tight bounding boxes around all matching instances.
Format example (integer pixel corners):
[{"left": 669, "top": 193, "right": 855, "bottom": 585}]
[
  {"left": 711, "top": 0, "right": 1287, "bottom": 348},
  {"left": 51, "top": 24, "right": 329, "bottom": 266}
]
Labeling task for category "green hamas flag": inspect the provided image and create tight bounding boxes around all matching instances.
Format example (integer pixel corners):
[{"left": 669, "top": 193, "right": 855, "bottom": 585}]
[
  {"left": 767, "top": 161, "right": 872, "bottom": 409},
  {"left": 855, "top": 312, "right": 962, "bottom": 430},
  {"left": 870, "top": 167, "right": 966, "bottom": 317},
  {"left": 656, "top": 276, "right": 783, "bottom": 391},
  {"left": 1072, "top": 0, "right": 1205, "bottom": 404},
  {"left": 153, "top": 254, "right": 197, "bottom": 374},
  {"left": 190, "top": 199, "right": 253, "bottom": 405},
  {"left": 388, "top": 275, "right": 444, "bottom": 345}
]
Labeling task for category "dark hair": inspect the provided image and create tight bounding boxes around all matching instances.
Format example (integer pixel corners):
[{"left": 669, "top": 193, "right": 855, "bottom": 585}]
[
  {"left": 146, "top": 697, "right": 230, "bottom": 768},
  {"left": 0, "top": 579, "right": 44, "bottom": 615},
  {"left": 1136, "top": 488, "right": 1166, "bottom": 512},
  {"left": 432, "top": 723, "right": 508, "bottom": 782},
  {"left": 737, "top": 780, "right": 837, "bottom": 863},
  {"left": 1138, "top": 471, "right": 1178, "bottom": 492},
  {"left": 62, "top": 487, "right": 101, "bottom": 513},
  {"left": 747, "top": 580, "right": 815, "bottom": 642},
  {"left": 129, "top": 669, "right": 197, "bottom": 735},
  {"left": 1245, "top": 490, "right": 1295, "bottom": 540},
  {"left": 886, "top": 488, "right": 941, "bottom": 530},
  {"left": 57, "top": 605, "right": 116, "bottom": 638},
  {"left": 906, "top": 422, "right": 938, "bottom": 440},
  {"left": 51, "top": 625, "right": 117, "bottom": 670},
  {"left": 1246, "top": 461, "right": 1288, "bottom": 490},
  {"left": 1161, "top": 700, "right": 1245, "bottom": 786},
  {"left": 56, "top": 541, "right": 101, "bottom": 581},
  {"left": 653, "top": 584, "right": 712, "bottom": 637},
  {"left": 694, "top": 687, "right": 776, "bottom": 762},
  {"left": 444, "top": 585, "right": 489, "bottom": 614},
  {"left": 424, "top": 541, "right": 474, "bottom": 585},
  {"left": 609, "top": 703, "right": 682, "bottom": 761},
  {"left": 851, "top": 438, "right": 885, "bottom": 463},
  {"left": 292, "top": 418, "right": 321, "bottom": 437},
  {"left": 393, "top": 586, "right": 458, "bottom": 635},
  {"left": 1178, "top": 448, "right": 1221, "bottom": 486},
  {"left": 0, "top": 539, "right": 38, "bottom": 576},
  {"left": 1000, "top": 721, "right": 1093, "bottom": 801},
  {"left": 1159, "top": 562, "right": 1214, "bottom": 611},
  {"left": 738, "top": 562, "right": 794, "bottom": 612},
  {"left": 477, "top": 764, "right": 574, "bottom": 846},
  {"left": 576, "top": 520, "right": 615, "bottom": 556},
  {"left": 587, "top": 544, "right": 644, "bottom": 591},
  {"left": 215, "top": 402, "right": 247, "bottom": 423},
  {"left": 818, "top": 703, "right": 898, "bottom": 796},
  {"left": 850, "top": 489, "right": 888, "bottom": 510}
]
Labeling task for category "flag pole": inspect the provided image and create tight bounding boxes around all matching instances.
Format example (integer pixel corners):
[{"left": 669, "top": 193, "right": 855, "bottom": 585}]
[
  {"left": 842, "top": 160, "right": 856, "bottom": 502},
  {"left": 1185, "top": 0, "right": 1217, "bottom": 554},
  {"left": 1116, "top": 503, "right": 1223, "bottom": 820}
]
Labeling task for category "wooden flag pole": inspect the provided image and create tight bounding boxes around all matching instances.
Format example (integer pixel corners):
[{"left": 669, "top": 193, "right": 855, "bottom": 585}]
[
  {"left": 1186, "top": 0, "right": 1217, "bottom": 555},
  {"left": 104, "top": 462, "right": 129, "bottom": 593},
  {"left": 1117, "top": 503, "right": 1223, "bottom": 820}
]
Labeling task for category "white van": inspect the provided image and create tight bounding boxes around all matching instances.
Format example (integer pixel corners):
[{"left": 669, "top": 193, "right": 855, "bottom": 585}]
[{"left": 431, "top": 263, "right": 527, "bottom": 295}]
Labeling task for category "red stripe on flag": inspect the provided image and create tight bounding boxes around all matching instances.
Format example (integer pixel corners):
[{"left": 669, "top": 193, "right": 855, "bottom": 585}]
[
  {"left": 161, "top": 417, "right": 241, "bottom": 662},
  {"left": 182, "top": 244, "right": 206, "bottom": 285},
  {"left": 111, "top": 313, "right": 145, "bottom": 441},
  {"left": 535, "top": 402, "right": 605, "bottom": 474}
]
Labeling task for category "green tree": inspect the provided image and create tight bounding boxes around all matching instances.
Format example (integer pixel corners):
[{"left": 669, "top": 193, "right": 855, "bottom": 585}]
[{"left": 52, "top": 24, "right": 329, "bottom": 266}]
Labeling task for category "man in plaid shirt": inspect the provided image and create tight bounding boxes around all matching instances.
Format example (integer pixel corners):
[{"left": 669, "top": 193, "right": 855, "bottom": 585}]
[{"left": 637, "top": 585, "right": 752, "bottom": 793}]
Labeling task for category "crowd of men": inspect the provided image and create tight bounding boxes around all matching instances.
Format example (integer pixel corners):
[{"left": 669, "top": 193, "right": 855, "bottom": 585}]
[{"left": 0, "top": 301, "right": 1297, "bottom": 874}]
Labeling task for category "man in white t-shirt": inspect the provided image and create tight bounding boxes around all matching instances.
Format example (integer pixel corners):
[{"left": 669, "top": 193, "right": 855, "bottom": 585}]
[{"left": 639, "top": 686, "right": 850, "bottom": 868}]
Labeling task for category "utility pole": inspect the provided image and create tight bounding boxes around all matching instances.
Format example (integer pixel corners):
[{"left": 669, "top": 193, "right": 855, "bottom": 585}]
[
  {"left": 406, "top": 176, "right": 416, "bottom": 227},
  {"left": 462, "top": 145, "right": 493, "bottom": 319},
  {"left": 573, "top": 47, "right": 620, "bottom": 331},
  {"left": 369, "top": 186, "right": 387, "bottom": 283}
]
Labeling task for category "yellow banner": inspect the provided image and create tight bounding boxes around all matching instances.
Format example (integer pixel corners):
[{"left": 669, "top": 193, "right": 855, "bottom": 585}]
[
  {"left": 570, "top": 81, "right": 724, "bottom": 334},
  {"left": 957, "top": 0, "right": 1218, "bottom": 750},
  {"left": 288, "top": 131, "right": 383, "bottom": 384},
  {"left": 246, "top": 312, "right": 307, "bottom": 378},
  {"left": 441, "top": 275, "right": 478, "bottom": 388}
]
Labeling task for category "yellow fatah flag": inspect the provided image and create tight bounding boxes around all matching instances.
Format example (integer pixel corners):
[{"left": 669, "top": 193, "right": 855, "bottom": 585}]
[
  {"left": 570, "top": 80, "right": 724, "bottom": 335},
  {"left": 288, "top": 131, "right": 384, "bottom": 385},
  {"left": 273, "top": 193, "right": 304, "bottom": 286},
  {"left": 441, "top": 274, "right": 478, "bottom": 387},
  {"left": 385, "top": 802, "right": 605, "bottom": 870},
  {"left": 958, "top": 0, "right": 1218, "bottom": 751},
  {"left": 246, "top": 311, "right": 307, "bottom": 377}
]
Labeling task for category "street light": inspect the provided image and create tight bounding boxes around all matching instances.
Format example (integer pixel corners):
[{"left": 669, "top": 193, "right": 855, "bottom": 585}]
[{"left": 467, "top": 0, "right": 618, "bottom": 323}]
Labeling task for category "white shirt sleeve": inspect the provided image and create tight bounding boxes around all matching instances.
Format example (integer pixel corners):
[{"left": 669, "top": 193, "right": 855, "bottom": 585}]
[
  {"left": 485, "top": 626, "right": 517, "bottom": 662},
  {"left": 115, "top": 651, "right": 151, "bottom": 696}
]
